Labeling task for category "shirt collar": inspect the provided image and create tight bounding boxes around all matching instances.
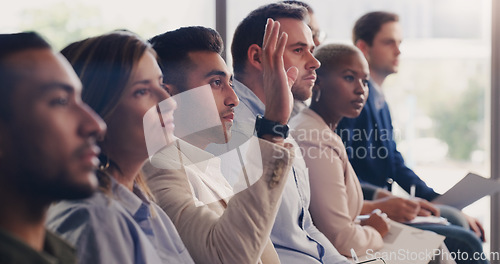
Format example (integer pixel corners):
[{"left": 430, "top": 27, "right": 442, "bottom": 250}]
[
  {"left": 233, "top": 78, "right": 265, "bottom": 116},
  {"left": 110, "top": 176, "right": 151, "bottom": 221}
]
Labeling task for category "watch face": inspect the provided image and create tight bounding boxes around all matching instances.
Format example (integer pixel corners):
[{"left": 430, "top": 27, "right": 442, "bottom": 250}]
[{"left": 255, "top": 115, "right": 289, "bottom": 139}]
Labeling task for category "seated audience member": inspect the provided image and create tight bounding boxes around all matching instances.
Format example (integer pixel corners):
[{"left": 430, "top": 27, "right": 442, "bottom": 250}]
[
  {"left": 290, "top": 43, "right": 479, "bottom": 264},
  {"left": 290, "top": 44, "right": 388, "bottom": 256},
  {"left": 338, "top": 11, "right": 488, "bottom": 264},
  {"left": 0, "top": 32, "right": 105, "bottom": 263},
  {"left": 214, "top": 3, "right": 350, "bottom": 264},
  {"left": 339, "top": 11, "right": 485, "bottom": 240},
  {"left": 143, "top": 23, "right": 295, "bottom": 264},
  {"left": 46, "top": 31, "right": 194, "bottom": 264},
  {"left": 281, "top": 0, "right": 325, "bottom": 118}
]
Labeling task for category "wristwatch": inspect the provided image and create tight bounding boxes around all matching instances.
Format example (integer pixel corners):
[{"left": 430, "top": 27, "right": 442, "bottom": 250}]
[{"left": 255, "top": 114, "right": 289, "bottom": 139}]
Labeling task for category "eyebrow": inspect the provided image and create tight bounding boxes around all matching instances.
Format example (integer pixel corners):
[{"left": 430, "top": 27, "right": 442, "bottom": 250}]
[
  {"left": 288, "top": 42, "right": 309, "bottom": 48},
  {"left": 342, "top": 69, "right": 369, "bottom": 78},
  {"left": 342, "top": 69, "right": 357, "bottom": 74},
  {"left": 38, "top": 82, "right": 75, "bottom": 94},
  {"left": 131, "top": 74, "right": 163, "bottom": 86},
  {"left": 204, "top": 70, "right": 228, "bottom": 78}
]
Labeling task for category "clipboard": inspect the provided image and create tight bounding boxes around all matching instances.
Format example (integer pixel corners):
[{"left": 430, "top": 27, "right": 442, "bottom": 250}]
[{"left": 432, "top": 173, "right": 500, "bottom": 210}]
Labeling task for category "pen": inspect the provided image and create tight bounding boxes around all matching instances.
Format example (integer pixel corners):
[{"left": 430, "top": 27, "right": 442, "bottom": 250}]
[
  {"left": 351, "top": 248, "right": 359, "bottom": 263},
  {"left": 410, "top": 184, "right": 416, "bottom": 198}
]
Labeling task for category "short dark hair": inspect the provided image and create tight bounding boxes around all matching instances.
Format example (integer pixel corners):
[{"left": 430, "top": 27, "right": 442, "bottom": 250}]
[
  {"left": 149, "top": 26, "right": 223, "bottom": 90},
  {"left": 353, "top": 11, "right": 399, "bottom": 46},
  {"left": 280, "top": 0, "right": 313, "bottom": 13},
  {"left": 0, "top": 32, "right": 51, "bottom": 121},
  {"left": 314, "top": 43, "right": 362, "bottom": 78},
  {"left": 231, "top": 3, "right": 307, "bottom": 74}
]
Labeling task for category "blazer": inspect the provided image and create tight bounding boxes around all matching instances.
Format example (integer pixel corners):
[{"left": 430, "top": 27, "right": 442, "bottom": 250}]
[
  {"left": 142, "top": 138, "right": 294, "bottom": 264},
  {"left": 336, "top": 81, "right": 439, "bottom": 201},
  {"left": 290, "top": 108, "right": 384, "bottom": 256}
]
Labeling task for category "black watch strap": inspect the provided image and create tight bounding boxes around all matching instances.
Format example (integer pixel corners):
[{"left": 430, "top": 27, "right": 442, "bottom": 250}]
[{"left": 255, "top": 114, "right": 289, "bottom": 139}]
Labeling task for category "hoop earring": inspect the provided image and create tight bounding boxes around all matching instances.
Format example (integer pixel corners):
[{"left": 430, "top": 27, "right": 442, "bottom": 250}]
[
  {"left": 314, "top": 89, "right": 321, "bottom": 102},
  {"left": 99, "top": 156, "right": 110, "bottom": 171}
]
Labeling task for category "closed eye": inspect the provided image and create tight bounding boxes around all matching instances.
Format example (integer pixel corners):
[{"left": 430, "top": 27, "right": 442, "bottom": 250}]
[{"left": 49, "top": 97, "right": 70, "bottom": 107}]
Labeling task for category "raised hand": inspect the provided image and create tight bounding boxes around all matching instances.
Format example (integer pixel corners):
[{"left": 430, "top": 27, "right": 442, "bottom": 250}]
[{"left": 261, "top": 18, "right": 298, "bottom": 125}]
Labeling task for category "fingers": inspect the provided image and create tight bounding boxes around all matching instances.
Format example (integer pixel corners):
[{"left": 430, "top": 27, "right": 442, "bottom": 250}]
[
  {"left": 371, "top": 209, "right": 382, "bottom": 215},
  {"left": 262, "top": 18, "right": 273, "bottom": 49},
  {"left": 418, "top": 199, "right": 440, "bottom": 216},
  {"left": 262, "top": 19, "right": 279, "bottom": 51},
  {"left": 417, "top": 209, "right": 432, "bottom": 217},
  {"left": 275, "top": 31, "right": 287, "bottom": 69},
  {"left": 469, "top": 221, "right": 483, "bottom": 240},
  {"left": 262, "top": 19, "right": 281, "bottom": 62},
  {"left": 405, "top": 198, "right": 420, "bottom": 209},
  {"left": 286, "top": 66, "right": 298, "bottom": 88},
  {"left": 372, "top": 209, "right": 389, "bottom": 222},
  {"left": 466, "top": 215, "right": 486, "bottom": 242},
  {"left": 476, "top": 220, "right": 486, "bottom": 242}
]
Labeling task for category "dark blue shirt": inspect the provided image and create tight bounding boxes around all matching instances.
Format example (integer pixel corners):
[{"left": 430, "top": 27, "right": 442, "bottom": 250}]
[{"left": 336, "top": 81, "right": 439, "bottom": 201}]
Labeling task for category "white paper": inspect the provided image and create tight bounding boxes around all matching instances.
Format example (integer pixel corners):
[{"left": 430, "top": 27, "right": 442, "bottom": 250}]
[
  {"left": 432, "top": 173, "right": 500, "bottom": 210},
  {"left": 358, "top": 221, "right": 445, "bottom": 264},
  {"left": 404, "top": 216, "right": 449, "bottom": 225}
]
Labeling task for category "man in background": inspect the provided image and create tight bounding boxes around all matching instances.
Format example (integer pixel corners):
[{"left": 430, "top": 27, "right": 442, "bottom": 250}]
[
  {"left": 0, "top": 32, "right": 105, "bottom": 263},
  {"left": 282, "top": 0, "right": 326, "bottom": 118},
  {"left": 336, "top": 11, "right": 487, "bottom": 263}
]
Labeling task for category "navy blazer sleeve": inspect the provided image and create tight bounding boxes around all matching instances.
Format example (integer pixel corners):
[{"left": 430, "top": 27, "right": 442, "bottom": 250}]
[{"left": 336, "top": 82, "right": 439, "bottom": 201}]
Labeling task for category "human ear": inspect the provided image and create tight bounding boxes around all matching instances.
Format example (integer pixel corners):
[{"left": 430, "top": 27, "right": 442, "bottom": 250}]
[
  {"left": 355, "top": 40, "right": 370, "bottom": 60},
  {"left": 247, "top": 44, "right": 263, "bottom": 71}
]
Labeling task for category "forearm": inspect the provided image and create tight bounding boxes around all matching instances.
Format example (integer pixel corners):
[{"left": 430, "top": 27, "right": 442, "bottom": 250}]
[{"left": 145, "top": 139, "right": 293, "bottom": 263}]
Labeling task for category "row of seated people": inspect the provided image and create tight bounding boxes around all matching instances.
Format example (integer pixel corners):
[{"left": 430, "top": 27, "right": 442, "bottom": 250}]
[{"left": 0, "top": 2, "right": 487, "bottom": 264}]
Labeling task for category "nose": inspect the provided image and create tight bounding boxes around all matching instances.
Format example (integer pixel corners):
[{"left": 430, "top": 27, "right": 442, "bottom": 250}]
[
  {"left": 395, "top": 43, "right": 401, "bottom": 56},
  {"left": 224, "top": 84, "right": 239, "bottom": 108},
  {"left": 157, "top": 83, "right": 177, "bottom": 111},
  {"left": 355, "top": 80, "right": 367, "bottom": 94},
  {"left": 306, "top": 50, "right": 321, "bottom": 70},
  {"left": 157, "top": 83, "right": 171, "bottom": 102},
  {"left": 78, "top": 103, "right": 107, "bottom": 141}
]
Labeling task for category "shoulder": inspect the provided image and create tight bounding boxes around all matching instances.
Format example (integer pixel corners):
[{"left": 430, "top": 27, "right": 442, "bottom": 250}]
[{"left": 47, "top": 192, "right": 136, "bottom": 237}]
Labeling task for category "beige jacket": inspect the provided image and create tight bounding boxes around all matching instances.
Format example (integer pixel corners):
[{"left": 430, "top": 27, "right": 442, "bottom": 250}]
[
  {"left": 290, "top": 108, "right": 384, "bottom": 256},
  {"left": 143, "top": 138, "right": 294, "bottom": 264}
]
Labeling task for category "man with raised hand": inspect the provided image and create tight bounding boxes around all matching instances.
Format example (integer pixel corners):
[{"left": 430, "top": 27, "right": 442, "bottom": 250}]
[
  {"left": 143, "top": 21, "right": 297, "bottom": 263},
  {"left": 221, "top": 2, "right": 349, "bottom": 263}
]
